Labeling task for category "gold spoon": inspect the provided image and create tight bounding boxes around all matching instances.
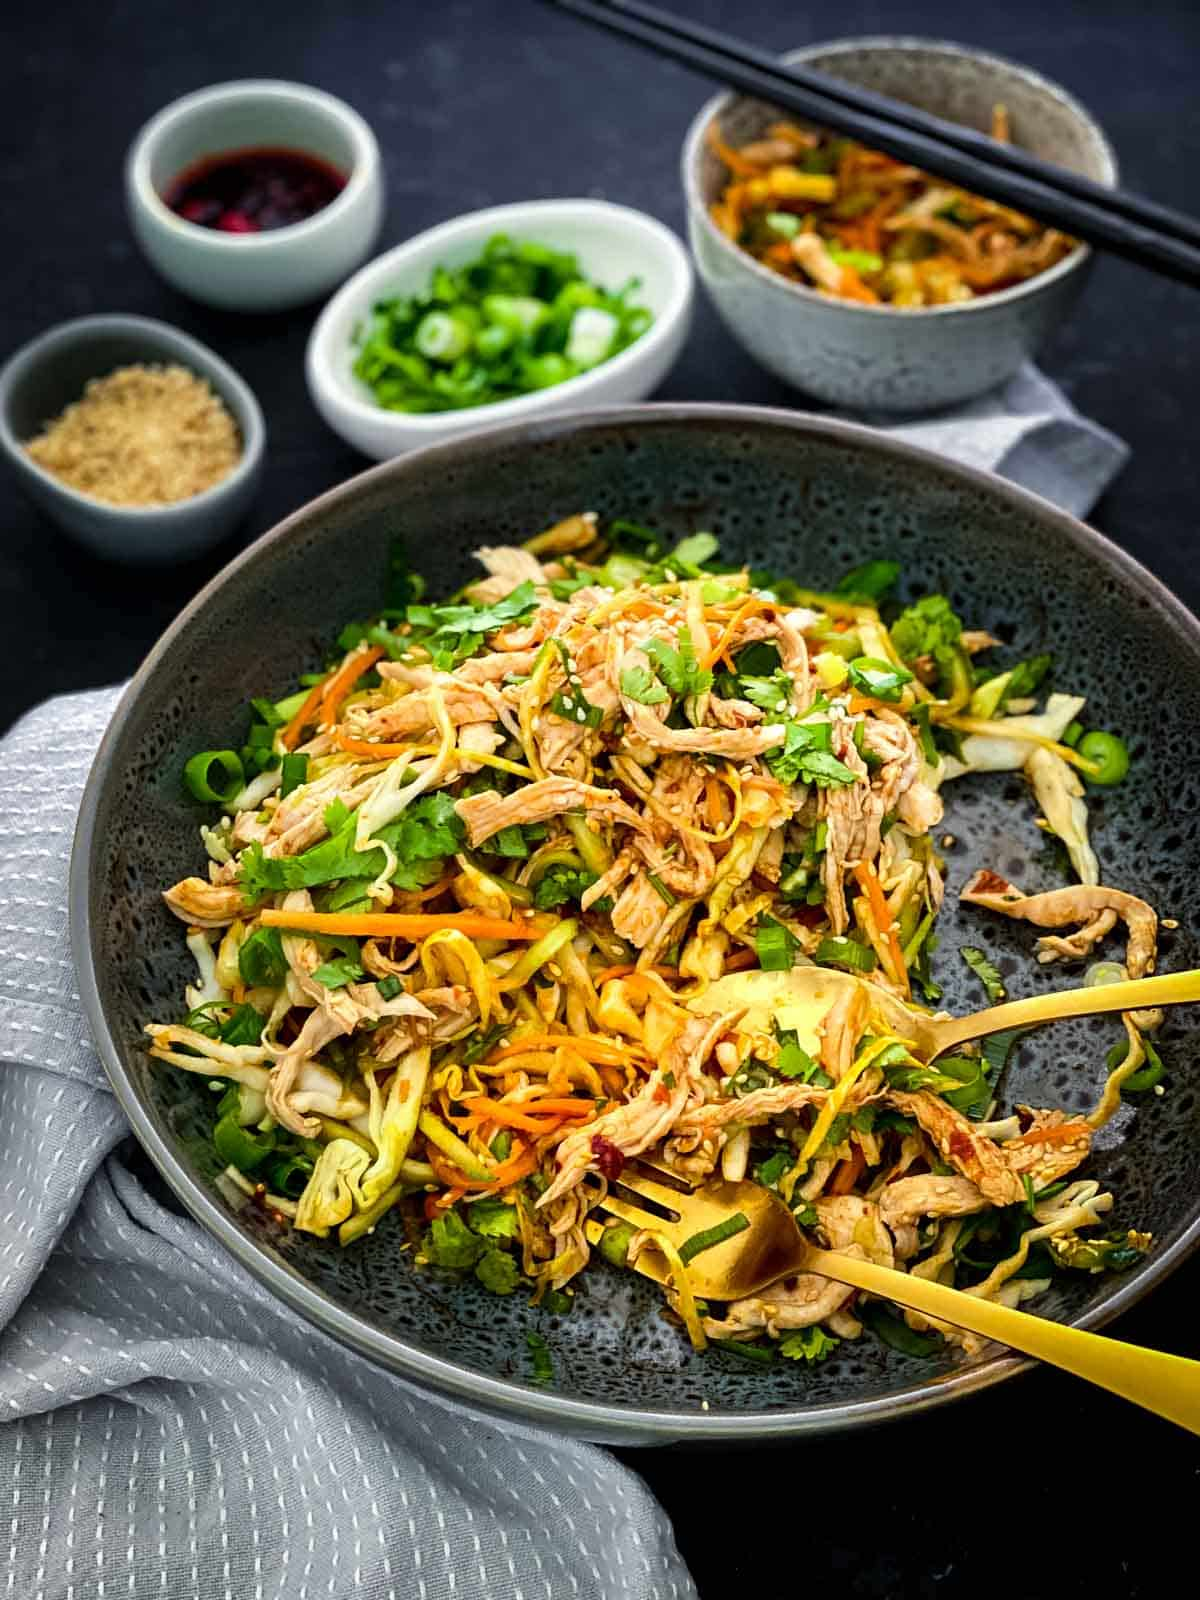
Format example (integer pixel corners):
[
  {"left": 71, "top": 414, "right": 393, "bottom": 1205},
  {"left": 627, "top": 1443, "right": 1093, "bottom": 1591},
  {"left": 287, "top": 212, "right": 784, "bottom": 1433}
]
[{"left": 687, "top": 966, "right": 1200, "bottom": 1060}]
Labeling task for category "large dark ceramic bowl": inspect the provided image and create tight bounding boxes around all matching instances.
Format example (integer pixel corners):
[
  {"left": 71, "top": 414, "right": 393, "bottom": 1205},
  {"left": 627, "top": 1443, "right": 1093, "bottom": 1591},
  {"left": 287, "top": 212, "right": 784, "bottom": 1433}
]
[{"left": 71, "top": 406, "right": 1200, "bottom": 1444}]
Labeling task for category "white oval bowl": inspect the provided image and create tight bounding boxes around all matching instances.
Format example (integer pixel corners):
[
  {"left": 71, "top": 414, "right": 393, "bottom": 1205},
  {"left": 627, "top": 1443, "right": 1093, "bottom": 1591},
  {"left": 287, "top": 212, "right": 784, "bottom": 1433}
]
[
  {"left": 306, "top": 199, "right": 694, "bottom": 459},
  {"left": 126, "top": 80, "right": 384, "bottom": 313}
]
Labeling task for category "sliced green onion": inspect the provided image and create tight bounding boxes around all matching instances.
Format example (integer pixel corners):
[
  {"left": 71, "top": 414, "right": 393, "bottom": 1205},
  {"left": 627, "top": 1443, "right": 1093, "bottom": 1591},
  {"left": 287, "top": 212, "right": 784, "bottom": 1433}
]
[
  {"left": 184, "top": 750, "right": 245, "bottom": 805},
  {"left": 417, "top": 1110, "right": 493, "bottom": 1182},
  {"left": 814, "top": 936, "right": 877, "bottom": 973},
  {"left": 647, "top": 873, "right": 676, "bottom": 907},
  {"left": 678, "top": 1212, "right": 750, "bottom": 1264},
  {"left": 280, "top": 752, "right": 309, "bottom": 797},
  {"left": 1119, "top": 1036, "right": 1166, "bottom": 1094},
  {"left": 377, "top": 975, "right": 402, "bottom": 1001},
  {"left": 764, "top": 210, "right": 800, "bottom": 239},
  {"left": 756, "top": 915, "right": 797, "bottom": 972},
  {"left": 267, "top": 1152, "right": 316, "bottom": 1198},
  {"left": 338, "top": 1179, "right": 407, "bottom": 1245},
  {"left": 414, "top": 310, "right": 474, "bottom": 363},
  {"left": 710, "top": 1337, "right": 775, "bottom": 1363},
  {"left": 1084, "top": 960, "right": 1127, "bottom": 987},
  {"left": 213, "top": 1111, "right": 275, "bottom": 1173},
  {"left": 1077, "top": 730, "right": 1130, "bottom": 785},
  {"left": 597, "top": 1219, "right": 637, "bottom": 1268}
]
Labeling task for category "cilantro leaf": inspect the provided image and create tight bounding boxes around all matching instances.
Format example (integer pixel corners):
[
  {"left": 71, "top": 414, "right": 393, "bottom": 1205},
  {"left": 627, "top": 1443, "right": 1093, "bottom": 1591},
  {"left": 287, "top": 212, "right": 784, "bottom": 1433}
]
[
  {"left": 890, "top": 594, "right": 964, "bottom": 666},
  {"left": 960, "top": 946, "right": 1006, "bottom": 1003},
  {"left": 737, "top": 671, "right": 794, "bottom": 714},
  {"left": 240, "top": 793, "right": 464, "bottom": 900},
  {"left": 620, "top": 665, "right": 668, "bottom": 705},
  {"left": 779, "top": 1326, "right": 840, "bottom": 1363},
  {"left": 533, "top": 863, "right": 609, "bottom": 913},
  {"left": 775, "top": 1029, "right": 824, "bottom": 1083},
  {"left": 312, "top": 956, "right": 364, "bottom": 990},
  {"left": 766, "top": 721, "right": 857, "bottom": 789},
  {"left": 752, "top": 1149, "right": 793, "bottom": 1190},
  {"left": 475, "top": 1247, "right": 521, "bottom": 1295},
  {"left": 550, "top": 642, "right": 604, "bottom": 728},
  {"left": 405, "top": 581, "right": 539, "bottom": 668},
  {"left": 466, "top": 1196, "right": 520, "bottom": 1239},
  {"left": 237, "top": 926, "right": 287, "bottom": 987},
  {"left": 423, "top": 1210, "right": 484, "bottom": 1269}
]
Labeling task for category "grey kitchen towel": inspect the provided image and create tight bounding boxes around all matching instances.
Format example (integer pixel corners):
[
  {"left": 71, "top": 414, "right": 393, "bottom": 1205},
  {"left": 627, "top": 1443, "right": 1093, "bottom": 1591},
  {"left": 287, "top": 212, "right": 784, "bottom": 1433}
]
[
  {"left": 850, "top": 362, "right": 1129, "bottom": 517},
  {"left": 0, "top": 382, "right": 1123, "bottom": 1600}
]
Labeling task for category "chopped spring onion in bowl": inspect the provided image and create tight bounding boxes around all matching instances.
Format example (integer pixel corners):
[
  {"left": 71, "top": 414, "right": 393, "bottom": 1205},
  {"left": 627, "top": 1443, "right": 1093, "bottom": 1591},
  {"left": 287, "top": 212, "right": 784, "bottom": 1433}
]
[
  {"left": 352, "top": 234, "right": 652, "bottom": 414},
  {"left": 306, "top": 198, "right": 694, "bottom": 459}
]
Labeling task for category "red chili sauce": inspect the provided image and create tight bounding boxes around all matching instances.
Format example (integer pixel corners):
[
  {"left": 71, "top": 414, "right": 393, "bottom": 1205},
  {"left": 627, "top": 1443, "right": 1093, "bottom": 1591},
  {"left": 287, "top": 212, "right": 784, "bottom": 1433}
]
[{"left": 164, "top": 147, "right": 346, "bottom": 234}]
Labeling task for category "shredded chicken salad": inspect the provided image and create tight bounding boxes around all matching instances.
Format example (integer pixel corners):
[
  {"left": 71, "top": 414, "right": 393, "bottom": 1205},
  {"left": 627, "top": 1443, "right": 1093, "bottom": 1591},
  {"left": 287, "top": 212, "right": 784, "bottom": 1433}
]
[{"left": 149, "top": 514, "right": 1160, "bottom": 1366}]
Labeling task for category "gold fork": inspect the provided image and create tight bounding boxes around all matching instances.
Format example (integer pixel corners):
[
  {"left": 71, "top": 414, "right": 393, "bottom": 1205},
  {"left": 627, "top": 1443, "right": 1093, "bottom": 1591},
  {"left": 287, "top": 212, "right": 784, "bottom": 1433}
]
[{"left": 585, "top": 1166, "right": 1200, "bottom": 1434}]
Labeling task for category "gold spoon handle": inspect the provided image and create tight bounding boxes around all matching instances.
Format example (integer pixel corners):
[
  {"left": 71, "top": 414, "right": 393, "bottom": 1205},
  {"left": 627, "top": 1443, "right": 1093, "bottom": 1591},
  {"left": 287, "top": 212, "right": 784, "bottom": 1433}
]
[
  {"left": 933, "top": 968, "right": 1200, "bottom": 1053},
  {"left": 806, "top": 1246, "right": 1200, "bottom": 1434}
]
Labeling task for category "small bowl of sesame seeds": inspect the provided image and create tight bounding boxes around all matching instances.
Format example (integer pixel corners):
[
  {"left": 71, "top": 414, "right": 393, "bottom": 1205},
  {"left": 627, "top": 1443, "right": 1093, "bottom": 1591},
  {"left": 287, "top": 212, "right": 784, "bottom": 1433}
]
[{"left": 0, "top": 314, "right": 265, "bottom": 564}]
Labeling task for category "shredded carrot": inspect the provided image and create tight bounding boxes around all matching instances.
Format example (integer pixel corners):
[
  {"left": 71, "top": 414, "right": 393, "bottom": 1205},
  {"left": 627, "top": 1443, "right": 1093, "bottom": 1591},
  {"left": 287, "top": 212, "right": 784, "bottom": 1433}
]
[
  {"left": 280, "top": 681, "right": 326, "bottom": 752},
  {"left": 591, "top": 963, "right": 679, "bottom": 987},
  {"left": 333, "top": 731, "right": 422, "bottom": 760},
  {"left": 460, "top": 1095, "right": 594, "bottom": 1132},
  {"left": 321, "top": 644, "right": 384, "bottom": 728},
  {"left": 704, "top": 774, "right": 723, "bottom": 831},
  {"left": 702, "top": 595, "right": 770, "bottom": 670},
  {"left": 829, "top": 1147, "right": 866, "bottom": 1195},
  {"left": 485, "top": 1033, "right": 644, "bottom": 1066},
  {"left": 847, "top": 693, "right": 894, "bottom": 715},
  {"left": 427, "top": 1143, "right": 539, "bottom": 1192},
  {"left": 852, "top": 862, "right": 909, "bottom": 997},
  {"left": 724, "top": 948, "right": 759, "bottom": 973},
  {"left": 1009, "top": 1121, "right": 1090, "bottom": 1148},
  {"left": 259, "top": 909, "right": 550, "bottom": 941}
]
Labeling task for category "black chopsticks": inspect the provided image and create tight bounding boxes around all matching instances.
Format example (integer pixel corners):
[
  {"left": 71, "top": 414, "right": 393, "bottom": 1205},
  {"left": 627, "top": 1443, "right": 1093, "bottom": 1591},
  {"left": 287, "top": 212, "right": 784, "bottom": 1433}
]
[{"left": 544, "top": 0, "right": 1200, "bottom": 289}]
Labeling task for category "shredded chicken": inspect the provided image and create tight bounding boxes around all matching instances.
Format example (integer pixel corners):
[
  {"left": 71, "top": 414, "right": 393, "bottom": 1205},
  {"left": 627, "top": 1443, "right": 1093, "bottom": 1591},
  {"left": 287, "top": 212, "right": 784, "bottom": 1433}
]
[{"left": 960, "top": 871, "right": 1157, "bottom": 976}]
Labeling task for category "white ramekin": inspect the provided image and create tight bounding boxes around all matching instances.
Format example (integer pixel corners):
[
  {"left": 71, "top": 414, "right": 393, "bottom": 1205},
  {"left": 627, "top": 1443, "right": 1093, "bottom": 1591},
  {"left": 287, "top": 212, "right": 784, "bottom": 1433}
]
[{"left": 125, "top": 80, "right": 384, "bottom": 313}]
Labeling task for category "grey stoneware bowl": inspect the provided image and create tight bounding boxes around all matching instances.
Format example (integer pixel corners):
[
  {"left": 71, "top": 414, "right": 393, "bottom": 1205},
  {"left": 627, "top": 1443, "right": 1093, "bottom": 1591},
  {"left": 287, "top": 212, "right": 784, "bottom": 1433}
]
[
  {"left": 0, "top": 315, "right": 264, "bottom": 564},
  {"left": 682, "top": 38, "right": 1118, "bottom": 413},
  {"left": 71, "top": 405, "right": 1200, "bottom": 1444}
]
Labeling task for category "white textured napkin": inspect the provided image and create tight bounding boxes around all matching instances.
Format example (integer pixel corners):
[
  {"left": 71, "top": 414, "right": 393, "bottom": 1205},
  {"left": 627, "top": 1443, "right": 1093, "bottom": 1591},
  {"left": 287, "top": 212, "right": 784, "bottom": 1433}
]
[{"left": 0, "top": 377, "right": 1125, "bottom": 1599}]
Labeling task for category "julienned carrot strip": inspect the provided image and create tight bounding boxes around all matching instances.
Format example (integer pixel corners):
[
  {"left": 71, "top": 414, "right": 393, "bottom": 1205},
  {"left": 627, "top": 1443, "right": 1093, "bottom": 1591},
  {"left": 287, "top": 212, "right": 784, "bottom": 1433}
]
[
  {"left": 853, "top": 862, "right": 909, "bottom": 997},
  {"left": 485, "top": 1033, "right": 645, "bottom": 1065},
  {"left": 847, "top": 694, "right": 892, "bottom": 715},
  {"left": 461, "top": 1095, "right": 594, "bottom": 1132},
  {"left": 427, "top": 1143, "right": 538, "bottom": 1192},
  {"left": 590, "top": 964, "right": 679, "bottom": 987},
  {"left": 280, "top": 644, "right": 385, "bottom": 751},
  {"left": 829, "top": 1147, "right": 866, "bottom": 1195},
  {"left": 259, "top": 909, "right": 549, "bottom": 941},
  {"left": 704, "top": 775, "right": 723, "bottom": 831},
  {"left": 320, "top": 645, "right": 384, "bottom": 729},
  {"left": 280, "top": 681, "right": 326, "bottom": 752},
  {"left": 333, "top": 731, "right": 425, "bottom": 759},
  {"left": 1010, "top": 1121, "right": 1089, "bottom": 1148},
  {"left": 701, "top": 595, "right": 769, "bottom": 670},
  {"left": 724, "top": 948, "right": 759, "bottom": 973}
]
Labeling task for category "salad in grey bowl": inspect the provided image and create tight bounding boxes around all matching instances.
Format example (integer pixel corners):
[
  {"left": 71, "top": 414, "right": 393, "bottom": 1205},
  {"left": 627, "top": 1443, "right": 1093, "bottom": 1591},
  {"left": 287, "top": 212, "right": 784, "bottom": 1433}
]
[{"left": 72, "top": 405, "right": 1199, "bottom": 1443}]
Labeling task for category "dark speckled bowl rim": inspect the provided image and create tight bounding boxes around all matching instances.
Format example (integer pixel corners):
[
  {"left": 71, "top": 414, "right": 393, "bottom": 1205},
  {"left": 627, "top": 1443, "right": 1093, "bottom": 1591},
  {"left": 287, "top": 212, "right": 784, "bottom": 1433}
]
[
  {"left": 681, "top": 36, "right": 1119, "bottom": 320},
  {"left": 71, "top": 403, "right": 1200, "bottom": 1441}
]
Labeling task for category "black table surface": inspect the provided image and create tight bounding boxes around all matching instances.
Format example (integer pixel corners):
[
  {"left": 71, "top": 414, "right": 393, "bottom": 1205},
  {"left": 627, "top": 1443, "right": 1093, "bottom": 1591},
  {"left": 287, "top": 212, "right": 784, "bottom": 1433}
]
[{"left": 4, "top": 2, "right": 1198, "bottom": 1595}]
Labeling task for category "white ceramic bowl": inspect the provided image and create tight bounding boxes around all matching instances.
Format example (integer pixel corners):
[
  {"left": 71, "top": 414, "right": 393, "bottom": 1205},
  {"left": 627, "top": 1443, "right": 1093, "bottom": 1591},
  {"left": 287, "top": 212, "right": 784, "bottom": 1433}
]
[
  {"left": 126, "top": 80, "right": 384, "bottom": 312},
  {"left": 682, "top": 38, "right": 1117, "bottom": 413},
  {"left": 306, "top": 199, "right": 694, "bottom": 459},
  {"left": 0, "top": 315, "right": 264, "bottom": 564}
]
